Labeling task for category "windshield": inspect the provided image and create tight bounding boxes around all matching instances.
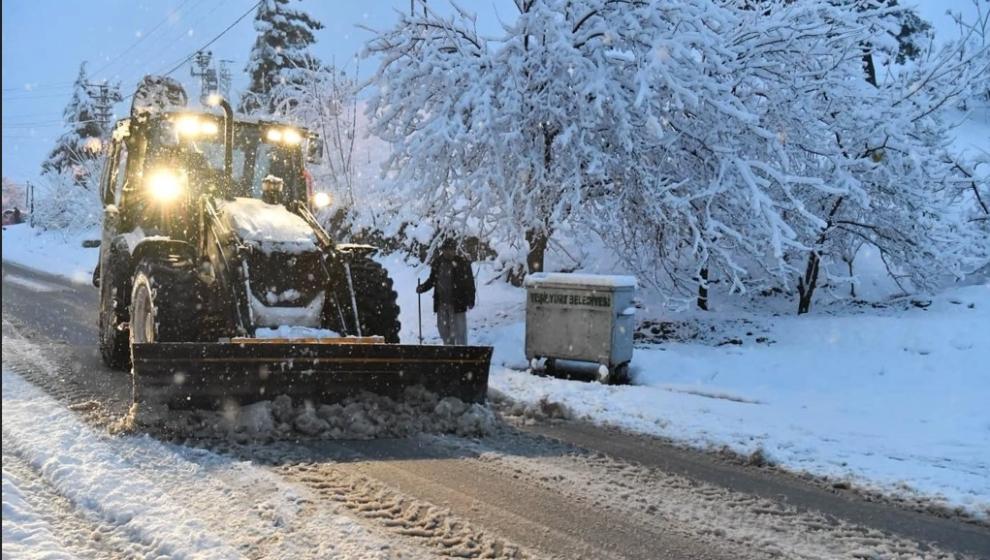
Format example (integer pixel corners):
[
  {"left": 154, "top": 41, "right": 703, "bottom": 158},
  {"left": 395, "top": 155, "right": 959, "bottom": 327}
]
[{"left": 147, "top": 117, "right": 305, "bottom": 202}]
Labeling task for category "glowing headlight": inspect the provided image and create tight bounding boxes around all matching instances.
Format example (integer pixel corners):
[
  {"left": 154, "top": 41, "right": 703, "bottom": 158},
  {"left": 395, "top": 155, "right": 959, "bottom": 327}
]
[
  {"left": 175, "top": 116, "right": 201, "bottom": 137},
  {"left": 146, "top": 169, "right": 185, "bottom": 202},
  {"left": 282, "top": 129, "right": 302, "bottom": 145},
  {"left": 175, "top": 116, "right": 219, "bottom": 137},
  {"left": 312, "top": 192, "right": 332, "bottom": 208},
  {"left": 265, "top": 127, "right": 303, "bottom": 145}
]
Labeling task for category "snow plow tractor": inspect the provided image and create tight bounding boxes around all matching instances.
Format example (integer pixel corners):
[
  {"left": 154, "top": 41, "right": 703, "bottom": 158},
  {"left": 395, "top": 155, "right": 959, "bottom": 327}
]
[{"left": 94, "top": 77, "right": 491, "bottom": 410}]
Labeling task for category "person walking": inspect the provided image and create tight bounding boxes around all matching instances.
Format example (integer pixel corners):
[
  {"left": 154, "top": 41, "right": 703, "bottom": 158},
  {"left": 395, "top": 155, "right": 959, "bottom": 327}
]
[{"left": 416, "top": 238, "right": 475, "bottom": 345}]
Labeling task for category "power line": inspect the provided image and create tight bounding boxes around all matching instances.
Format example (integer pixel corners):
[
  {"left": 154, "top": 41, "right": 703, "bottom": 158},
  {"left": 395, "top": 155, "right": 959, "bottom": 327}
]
[
  {"left": 158, "top": 0, "right": 261, "bottom": 77},
  {"left": 4, "top": 1, "right": 259, "bottom": 129},
  {"left": 1, "top": 83, "right": 73, "bottom": 93},
  {"left": 109, "top": 0, "right": 231, "bottom": 89},
  {"left": 1, "top": 1, "right": 198, "bottom": 95},
  {"left": 1, "top": 91, "right": 78, "bottom": 101},
  {"left": 88, "top": 0, "right": 196, "bottom": 80},
  {"left": 2, "top": 119, "right": 103, "bottom": 129},
  {"left": 99, "top": 0, "right": 215, "bottom": 86}
]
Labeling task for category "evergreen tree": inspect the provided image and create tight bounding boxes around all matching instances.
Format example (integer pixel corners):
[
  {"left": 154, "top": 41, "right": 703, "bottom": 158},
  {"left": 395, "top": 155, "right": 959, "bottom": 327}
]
[
  {"left": 888, "top": 0, "right": 932, "bottom": 64},
  {"left": 41, "top": 62, "right": 105, "bottom": 185},
  {"left": 240, "top": 0, "right": 323, "bottom": 115}
]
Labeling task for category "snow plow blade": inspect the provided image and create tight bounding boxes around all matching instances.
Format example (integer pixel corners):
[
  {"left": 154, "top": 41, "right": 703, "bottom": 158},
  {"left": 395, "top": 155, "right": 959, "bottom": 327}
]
[{"left": 130, "top": 341, "right": 492, "bottom": 409}]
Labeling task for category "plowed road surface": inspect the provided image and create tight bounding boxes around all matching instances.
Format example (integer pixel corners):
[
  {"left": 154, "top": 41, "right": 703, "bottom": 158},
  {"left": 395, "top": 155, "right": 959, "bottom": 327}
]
[{"left": 4, "top": 261, "right": 989, "bottom": 559}]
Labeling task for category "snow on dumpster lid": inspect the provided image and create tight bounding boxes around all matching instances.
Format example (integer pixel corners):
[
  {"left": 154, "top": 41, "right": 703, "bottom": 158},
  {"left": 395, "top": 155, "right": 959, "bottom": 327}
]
[{"left": 524, "top": 272, "right": 637, "bottom": 289}]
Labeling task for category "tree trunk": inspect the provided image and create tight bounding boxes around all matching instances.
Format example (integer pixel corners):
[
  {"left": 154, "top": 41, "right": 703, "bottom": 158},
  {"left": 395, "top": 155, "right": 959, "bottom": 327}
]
[
  {"left": 847, "top": 259, "right": 856, "bottom": 298},
  {"left": 862, "top": 50, "right": 878, "bottom": 87},
  {"left": 797, "top": 251, "right": 820, "bottom": 314},
  {"left": 526, "top": 229, "right": 548, "bottom": 274},
  {"left": 697, "top": 267, "right": 709, "bottom": 311}
]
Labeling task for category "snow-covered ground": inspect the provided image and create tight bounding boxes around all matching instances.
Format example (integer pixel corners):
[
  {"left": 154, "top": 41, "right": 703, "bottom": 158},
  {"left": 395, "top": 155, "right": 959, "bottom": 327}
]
[
  {"left": 1, "top": 365, "right": 433, "bottom": 559},
  {"left": 477, "top": 285, "right": 990, "bottom": 519},
  {"left": 4, "top": 227, "right": 989, "bottom": 520},
  {"left": 1, "top": 224, "right": 99, "bottom": 285}
]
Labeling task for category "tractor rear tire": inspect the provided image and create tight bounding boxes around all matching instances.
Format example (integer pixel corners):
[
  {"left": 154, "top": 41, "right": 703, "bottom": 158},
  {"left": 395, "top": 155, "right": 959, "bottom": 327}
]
[{"left": 329, "top": 256, "right": 401, "bottom": 343}]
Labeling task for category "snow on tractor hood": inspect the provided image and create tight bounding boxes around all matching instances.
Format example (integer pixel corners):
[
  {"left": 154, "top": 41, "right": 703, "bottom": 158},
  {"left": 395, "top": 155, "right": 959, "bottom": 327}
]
[{"left": 218, "top": 197, "right": 318, "bottom": 254}]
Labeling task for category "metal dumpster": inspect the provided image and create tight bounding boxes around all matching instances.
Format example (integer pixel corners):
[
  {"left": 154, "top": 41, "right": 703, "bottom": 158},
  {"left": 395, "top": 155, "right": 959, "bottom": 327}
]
[{"left": 524, "top": 273, "right": 636, "bottom": 384}]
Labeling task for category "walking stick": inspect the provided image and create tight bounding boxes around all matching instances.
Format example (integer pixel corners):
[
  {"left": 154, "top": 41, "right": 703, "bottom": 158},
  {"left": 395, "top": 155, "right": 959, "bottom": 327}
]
[{"left": 417, "top": 278, "right": 424, "bottom": 344}]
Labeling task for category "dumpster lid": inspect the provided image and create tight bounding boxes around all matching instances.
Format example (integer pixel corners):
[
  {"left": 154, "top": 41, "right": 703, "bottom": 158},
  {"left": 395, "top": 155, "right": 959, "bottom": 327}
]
[{"left": 524, "top": 272, "right": 637, "bottom": 289}]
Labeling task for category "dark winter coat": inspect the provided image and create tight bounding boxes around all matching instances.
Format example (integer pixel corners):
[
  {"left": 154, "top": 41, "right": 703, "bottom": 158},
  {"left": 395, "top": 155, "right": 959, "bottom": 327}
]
[{"left": 420, "top": 255, "right": 476, "bottom": 313}]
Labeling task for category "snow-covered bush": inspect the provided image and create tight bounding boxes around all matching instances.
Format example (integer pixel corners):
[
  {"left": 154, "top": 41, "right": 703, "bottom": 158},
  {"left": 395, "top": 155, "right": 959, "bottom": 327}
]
[{"left": 32, "top": 158, "right": 103, "bottom": 232}]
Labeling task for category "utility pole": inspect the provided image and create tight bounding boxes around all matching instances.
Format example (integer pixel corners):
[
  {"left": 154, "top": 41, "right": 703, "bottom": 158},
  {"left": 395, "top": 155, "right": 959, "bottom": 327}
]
[
  {"left": 83, "top": 82, "right": 123, "bottom": 134},
  {"left": 191, "top": 50, "right": 220, "bottom": 106},
  {"left": 28, "top": 181, "right": 34, "bottom": 227}
]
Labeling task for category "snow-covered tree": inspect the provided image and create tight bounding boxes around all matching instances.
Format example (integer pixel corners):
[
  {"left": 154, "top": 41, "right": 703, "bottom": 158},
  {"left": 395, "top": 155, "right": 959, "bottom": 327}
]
[
  {"left": 240, "top": 0, "right": 323, "bottom": 115},
  {"left": 888, "top": 0, "right": 933, "bottom": 64},
  {"left": 366, "top": 0, "right": 670, "bottom": 281},
  {"left": 41, "top": 62, "right": 106, "bottom": 185},
  {"left": 272, "top": 62, "right": 359, "bottom": 219},
  {"left": 367, "top": 0, "right": 988, "bottom": 308}
]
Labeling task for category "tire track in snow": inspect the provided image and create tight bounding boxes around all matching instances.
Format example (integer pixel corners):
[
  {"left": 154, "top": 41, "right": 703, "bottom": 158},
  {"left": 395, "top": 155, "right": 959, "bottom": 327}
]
[
  {"left": 440, "top": 432, "right": 977, "bottom": 560},
  {"left": 272, "top": 461, "right": 533, "bottom": 559},
  {"left": 1, "top": 329, "right": 445, "bottom": 559},
  {"left": 2, "top": 447, "right": 160, "bottom": 559},
  {"left": 240, "top": 439, "right": 736, "bottom": 560}
]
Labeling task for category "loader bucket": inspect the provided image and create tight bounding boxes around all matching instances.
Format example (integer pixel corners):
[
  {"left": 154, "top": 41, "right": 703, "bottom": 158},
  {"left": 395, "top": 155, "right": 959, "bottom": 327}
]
[{"left": 130, "top": 341, "right": 492, "bottom": 410}]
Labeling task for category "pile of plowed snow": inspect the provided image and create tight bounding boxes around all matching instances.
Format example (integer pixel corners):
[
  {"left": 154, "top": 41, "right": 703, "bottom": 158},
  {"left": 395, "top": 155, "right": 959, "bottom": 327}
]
[{"left": 124, "top": 386, "right": 497, "bottom": 441}]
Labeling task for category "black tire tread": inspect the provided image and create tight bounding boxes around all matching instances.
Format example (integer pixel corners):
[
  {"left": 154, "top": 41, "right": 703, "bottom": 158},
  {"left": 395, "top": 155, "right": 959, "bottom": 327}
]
[
  {"left": 99, "top": 246, "right": 131, "bottom": 370},
  {"left": 130, "top": 254, "right": 206, "bottom": 343},
  {"left": 329, "top": 256, "right": 402, "bottom": 343}
]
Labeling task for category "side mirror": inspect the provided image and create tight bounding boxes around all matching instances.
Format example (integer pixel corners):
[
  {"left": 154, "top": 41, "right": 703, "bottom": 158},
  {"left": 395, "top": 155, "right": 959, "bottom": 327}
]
[{"left": 306, "top": 133, "right": 324, "bottom": 165}]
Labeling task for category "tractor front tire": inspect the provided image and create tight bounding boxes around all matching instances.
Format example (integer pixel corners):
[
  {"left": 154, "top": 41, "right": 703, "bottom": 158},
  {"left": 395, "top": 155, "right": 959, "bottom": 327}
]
[
  {"left": 129, "top": 255, "right": 205, "bottom": 409},
  {"left": 328, "top": 256, "right": 401, "bottom": 343}
]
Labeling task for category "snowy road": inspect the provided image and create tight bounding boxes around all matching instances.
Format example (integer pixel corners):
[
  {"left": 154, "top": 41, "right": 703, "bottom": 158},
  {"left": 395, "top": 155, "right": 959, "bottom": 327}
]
[{"left": 3, "top": 261, "right": 989, "bottom": 559}]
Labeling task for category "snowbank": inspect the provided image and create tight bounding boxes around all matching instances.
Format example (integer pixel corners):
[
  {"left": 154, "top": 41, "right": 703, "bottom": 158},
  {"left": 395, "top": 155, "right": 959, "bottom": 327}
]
[
  {"left": 1, "top": 224, "right": 99, "bottom": 284},
  {"left": 128, "top": 387, "right": 497, "bottom": 442}
]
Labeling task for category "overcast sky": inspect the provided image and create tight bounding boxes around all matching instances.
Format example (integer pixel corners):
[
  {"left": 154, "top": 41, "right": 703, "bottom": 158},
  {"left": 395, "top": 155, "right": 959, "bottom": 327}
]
[
  {"left": 1, "top": 0, "right": 516, "bottom": 183},
  {"left": 0, "top": 0, "right": 978, "bottom": 184}
]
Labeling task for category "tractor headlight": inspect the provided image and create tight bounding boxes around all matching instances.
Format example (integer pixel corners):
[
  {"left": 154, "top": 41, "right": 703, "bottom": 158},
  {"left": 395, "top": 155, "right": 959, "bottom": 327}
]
[
  {"left": 282, "top": 128, "right": 302, "bottom": 145},
  {"left": 312, "top": 192, "right": 332, "bottom": 208},
  {"left": 174, "top": 115, "right": 219, "bottom": 138},
  {"left": 146, "top": 169, "right": 186, "bottom": 203},
  {"left": 264, "top": 127, "right": 303, "bottom": 145}
]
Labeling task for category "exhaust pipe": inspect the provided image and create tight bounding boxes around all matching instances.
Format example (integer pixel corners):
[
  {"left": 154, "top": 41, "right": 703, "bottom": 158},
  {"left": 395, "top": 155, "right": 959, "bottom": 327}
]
[{"left": 206, "top": 94, "right": 234, "bottom": 197}]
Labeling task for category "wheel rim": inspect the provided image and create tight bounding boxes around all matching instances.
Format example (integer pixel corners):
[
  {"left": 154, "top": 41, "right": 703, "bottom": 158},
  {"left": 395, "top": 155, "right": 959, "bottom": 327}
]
[{"left": 131, "top": 282, "right": 156, "bottom": 343}]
